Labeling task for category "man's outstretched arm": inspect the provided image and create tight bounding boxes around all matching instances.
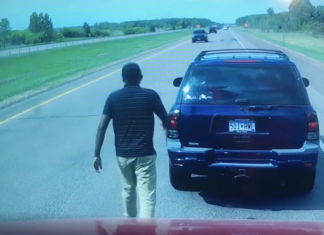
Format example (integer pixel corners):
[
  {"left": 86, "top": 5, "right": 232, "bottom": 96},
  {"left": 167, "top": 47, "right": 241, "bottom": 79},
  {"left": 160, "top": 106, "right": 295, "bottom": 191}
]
[
  {"left": 95, "top": 95, "right": 113, "bottom": 158},
  {"left": 152, "top": 91, "right": 169, "bottom": 129},
  {"left": 94, "top": 114, "right": 111, "bottom": 158}
]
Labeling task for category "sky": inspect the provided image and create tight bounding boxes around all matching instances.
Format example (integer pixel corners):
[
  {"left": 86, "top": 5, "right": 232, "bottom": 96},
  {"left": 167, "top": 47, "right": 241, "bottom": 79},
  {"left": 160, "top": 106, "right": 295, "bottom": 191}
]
[{"left": 1, "top": 0, "right": 323, "bottom": 30}]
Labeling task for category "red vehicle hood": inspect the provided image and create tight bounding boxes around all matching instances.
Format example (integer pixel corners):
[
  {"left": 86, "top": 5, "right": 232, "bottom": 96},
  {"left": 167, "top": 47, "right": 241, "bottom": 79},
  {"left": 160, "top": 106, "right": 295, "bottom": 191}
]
[{"left": 0, "top": 218, "right": 323, "bottom": 235}]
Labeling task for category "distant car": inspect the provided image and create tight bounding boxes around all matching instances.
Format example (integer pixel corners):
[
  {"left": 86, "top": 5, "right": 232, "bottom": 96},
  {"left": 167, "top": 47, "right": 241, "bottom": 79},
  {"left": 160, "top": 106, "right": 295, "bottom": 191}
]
[
  {"left": 192, "top": 30, "right": 208, "bottom": 43},
  {"left": 223, "top": 26, "right": 229, "bottom": 30},
  {"left": 209, "top": 26, "right": 217, "bottom": 34},
  {"left": 167, "top": 49, "right": 319, "bottom": 194}
]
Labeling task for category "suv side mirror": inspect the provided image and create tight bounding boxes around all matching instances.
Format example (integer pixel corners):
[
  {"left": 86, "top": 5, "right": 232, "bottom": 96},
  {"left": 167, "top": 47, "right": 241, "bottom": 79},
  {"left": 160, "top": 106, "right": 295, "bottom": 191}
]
[
  {"left": 173, "top": 77, "right": 183, "bottom": 87},
  {"left": 302, "top": 77, "right": 310, "bottom": 87}
]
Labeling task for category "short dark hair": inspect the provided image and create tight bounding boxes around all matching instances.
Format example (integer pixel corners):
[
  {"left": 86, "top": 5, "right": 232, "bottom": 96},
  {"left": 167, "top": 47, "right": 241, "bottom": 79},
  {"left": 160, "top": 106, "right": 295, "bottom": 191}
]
[{"left": 122, "top": 63, "right": 143, "bottom": 85}]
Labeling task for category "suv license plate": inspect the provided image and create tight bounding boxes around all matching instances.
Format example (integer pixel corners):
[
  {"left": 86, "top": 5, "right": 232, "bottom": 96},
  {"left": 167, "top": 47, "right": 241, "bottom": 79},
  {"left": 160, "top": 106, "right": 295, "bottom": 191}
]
[{"left": 229, "top": 119, "right": 256, "bottom": 133}]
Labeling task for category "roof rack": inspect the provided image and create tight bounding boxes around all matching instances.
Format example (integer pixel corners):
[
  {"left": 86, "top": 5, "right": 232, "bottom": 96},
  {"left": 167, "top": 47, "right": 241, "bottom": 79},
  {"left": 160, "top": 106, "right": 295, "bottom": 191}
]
[{"left": 194, "top": 49, "right": 290, "bottom": 61}]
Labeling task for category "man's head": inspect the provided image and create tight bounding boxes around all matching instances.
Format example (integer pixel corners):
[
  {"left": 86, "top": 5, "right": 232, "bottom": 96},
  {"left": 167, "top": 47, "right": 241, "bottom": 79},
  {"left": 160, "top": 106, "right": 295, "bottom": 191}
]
[{"left": 122, "top": 63, "right": 143, "bottom": 85}]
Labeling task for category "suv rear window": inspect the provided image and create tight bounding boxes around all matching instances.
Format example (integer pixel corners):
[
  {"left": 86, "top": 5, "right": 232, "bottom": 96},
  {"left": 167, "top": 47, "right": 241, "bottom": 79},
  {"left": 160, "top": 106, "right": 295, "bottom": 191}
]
[
  {"left": 193, "top": 30, "right": 205, "bottom": 34},
  {"left": 181, "top": 64, "right": 304, "bottom": 105}
]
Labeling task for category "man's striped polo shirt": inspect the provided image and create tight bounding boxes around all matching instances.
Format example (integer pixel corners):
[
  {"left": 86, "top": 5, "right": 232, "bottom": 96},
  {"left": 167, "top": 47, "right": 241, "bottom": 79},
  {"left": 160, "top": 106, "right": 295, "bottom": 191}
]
[{"left": 103, "top": 84, "right": 169, "bottom": 158}]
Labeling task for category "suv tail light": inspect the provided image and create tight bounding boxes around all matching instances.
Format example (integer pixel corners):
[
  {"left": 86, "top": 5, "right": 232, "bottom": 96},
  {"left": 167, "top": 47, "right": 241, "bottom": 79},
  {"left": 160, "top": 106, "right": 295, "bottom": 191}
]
[
  {"left": 168, "top": 109, "right": 180, "bottom": 139},
  {"left": 306, "top": 111, "right": 319, "bottom": 140}
]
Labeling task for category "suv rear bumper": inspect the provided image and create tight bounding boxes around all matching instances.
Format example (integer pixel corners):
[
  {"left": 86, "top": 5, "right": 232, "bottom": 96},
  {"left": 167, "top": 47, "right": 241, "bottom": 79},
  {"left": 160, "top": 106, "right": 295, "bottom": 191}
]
[
  {"left": 167, "top": 139, "right": 319, "bottom": 175},
  {"left": 192, "top": 36, "right": 208, "bottom": 41}
]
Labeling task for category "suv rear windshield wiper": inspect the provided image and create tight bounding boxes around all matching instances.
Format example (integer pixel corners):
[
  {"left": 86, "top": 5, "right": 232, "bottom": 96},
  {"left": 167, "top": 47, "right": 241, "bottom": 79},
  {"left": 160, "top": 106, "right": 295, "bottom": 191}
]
[{"left": 248, "top": 105, "right": 300, "bottom": 111}]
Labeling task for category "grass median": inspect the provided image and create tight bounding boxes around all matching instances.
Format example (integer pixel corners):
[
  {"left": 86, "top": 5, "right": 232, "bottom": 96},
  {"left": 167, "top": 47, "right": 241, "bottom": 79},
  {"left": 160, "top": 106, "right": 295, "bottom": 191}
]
[
  {"left": 234, "top": 27, "right": 324, "bottom": 64},
  {"left": 0, "top": 30, "right": 190, "bottom": 103}
]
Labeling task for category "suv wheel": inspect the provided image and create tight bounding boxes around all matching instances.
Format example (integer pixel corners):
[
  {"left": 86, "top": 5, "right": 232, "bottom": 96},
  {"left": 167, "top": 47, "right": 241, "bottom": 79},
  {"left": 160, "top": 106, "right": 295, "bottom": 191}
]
[
  {"left": 295, "top": 169, "right": 316, "bottom": 193},
  {"left": 169, "top": 162, "right": 191, "bottom": 190}
]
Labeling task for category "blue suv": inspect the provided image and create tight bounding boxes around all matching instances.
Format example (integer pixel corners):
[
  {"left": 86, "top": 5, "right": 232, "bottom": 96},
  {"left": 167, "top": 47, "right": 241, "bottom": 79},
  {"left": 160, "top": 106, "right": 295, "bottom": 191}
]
[{"left": 167, "top": 49, "right": 320, "bottom": 193}]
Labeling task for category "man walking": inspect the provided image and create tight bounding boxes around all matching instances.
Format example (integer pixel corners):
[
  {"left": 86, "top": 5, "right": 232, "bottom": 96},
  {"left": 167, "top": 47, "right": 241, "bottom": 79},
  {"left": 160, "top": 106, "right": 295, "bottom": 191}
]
[{"left": 93, "top": 62, "right": 169, "bottom": 218}]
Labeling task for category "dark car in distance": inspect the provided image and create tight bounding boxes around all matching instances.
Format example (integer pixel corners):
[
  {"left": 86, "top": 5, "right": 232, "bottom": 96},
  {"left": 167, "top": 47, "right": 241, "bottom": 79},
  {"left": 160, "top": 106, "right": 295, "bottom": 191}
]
[
  {"left": 192, "top": 30, "right": 208, "bottom": 43},
  {"left": 209, "top": 26, "right": 217, "bottom": 34},
  {"left": 166, "top": 49, "right": 319, "bottom": 193}
]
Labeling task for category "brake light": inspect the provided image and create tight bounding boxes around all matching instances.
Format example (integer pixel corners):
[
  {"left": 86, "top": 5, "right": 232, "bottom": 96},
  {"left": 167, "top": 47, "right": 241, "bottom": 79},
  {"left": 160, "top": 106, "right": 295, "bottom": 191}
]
[
  {"left": 308, "top": 122, "right": 318, "bottom": 132},
  {"left": 306, "top": 112, "right": 319, "bottom": 140},
  {"left": 224, "top": 60, "right": 261, "bottom": 63},
  {"left": 168, "top": 109, "right": 179, "bottom": 139},
  {"left": 170, "top": 119, "right": 178, "bottom": 129}
]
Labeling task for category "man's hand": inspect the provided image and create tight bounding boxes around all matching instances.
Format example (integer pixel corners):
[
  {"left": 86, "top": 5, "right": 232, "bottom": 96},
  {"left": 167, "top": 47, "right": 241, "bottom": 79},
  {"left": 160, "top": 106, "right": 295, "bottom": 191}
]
[
  {"left": 93, "top": 114, "right": 110, "bottom": 173},
  {"left": 161, "top": 123, "right": 167, "bottom": 131},
  {"left": 93, "top": 157, "right": 102, "bottom": 173}
]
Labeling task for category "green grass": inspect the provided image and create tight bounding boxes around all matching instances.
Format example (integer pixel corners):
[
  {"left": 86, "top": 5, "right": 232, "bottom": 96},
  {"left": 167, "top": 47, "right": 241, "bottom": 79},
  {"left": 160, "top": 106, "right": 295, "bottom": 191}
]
[
  {"left": 235, "top": 27, "right": 324, "bottom": 63},
  {"left": 0, "top": 30, "right": 190, "bottom": 102}
]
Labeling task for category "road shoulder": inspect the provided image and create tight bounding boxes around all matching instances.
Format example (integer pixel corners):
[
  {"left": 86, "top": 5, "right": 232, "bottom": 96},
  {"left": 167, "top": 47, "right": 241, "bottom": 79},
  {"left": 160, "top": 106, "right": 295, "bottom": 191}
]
[{"left": 232, "top": 29, "right": 324, "bottom": 70}]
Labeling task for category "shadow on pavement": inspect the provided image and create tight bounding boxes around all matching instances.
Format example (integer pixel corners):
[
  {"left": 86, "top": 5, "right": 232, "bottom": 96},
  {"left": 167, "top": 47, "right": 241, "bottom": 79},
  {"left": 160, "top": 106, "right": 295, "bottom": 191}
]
[
  {"left": 189, "top": 176, "right": 324, "bottom": 211},
  {"left": 180, "top": 150, "right": 324, "bottom": 211},
  {"left": 198, "top": 179, "right": 324, "bottom": 211},
  {"left": 192, "top": 42, "right": 213, "bottom": 44}
]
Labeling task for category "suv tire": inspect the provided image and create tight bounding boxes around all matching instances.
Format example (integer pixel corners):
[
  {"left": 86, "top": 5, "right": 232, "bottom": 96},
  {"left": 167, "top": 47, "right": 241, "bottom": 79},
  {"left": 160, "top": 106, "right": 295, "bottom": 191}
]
[
  {"left": 296, "top": 169, "right": 316, "bottom": 193},
  {"left": 192, "top": 39, "right": 195, "bottom": 43},
  {"left": 169, "top": 162, "right": 191, "bottom": 190}
]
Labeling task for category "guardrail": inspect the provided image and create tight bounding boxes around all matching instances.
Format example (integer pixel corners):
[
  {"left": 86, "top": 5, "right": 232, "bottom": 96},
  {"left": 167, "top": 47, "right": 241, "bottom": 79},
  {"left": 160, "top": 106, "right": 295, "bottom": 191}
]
[{"left": 0, "top": 29, "right": 190, "bottom": 58}]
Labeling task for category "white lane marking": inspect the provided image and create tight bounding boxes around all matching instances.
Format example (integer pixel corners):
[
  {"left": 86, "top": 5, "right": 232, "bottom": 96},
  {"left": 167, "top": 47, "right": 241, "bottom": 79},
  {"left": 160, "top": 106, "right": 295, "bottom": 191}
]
[
  {"left": 307, "top": 86, "right": 324, "bottom": 153},
  {"left": 230, "top": 29, "right": 246, "bottom": 48},
  {"left": 230, "top": 29, "right": 324, "bottom": 152},
  {"left": 307, "top": 87, "right": 324, "bottom": 115}
]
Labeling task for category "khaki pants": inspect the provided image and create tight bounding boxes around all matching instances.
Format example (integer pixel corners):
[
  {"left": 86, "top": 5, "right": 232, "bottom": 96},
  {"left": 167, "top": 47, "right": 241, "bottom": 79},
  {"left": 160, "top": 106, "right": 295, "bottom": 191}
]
[{"left": 116, "top": 154, "right": 157, "bottom": 218}]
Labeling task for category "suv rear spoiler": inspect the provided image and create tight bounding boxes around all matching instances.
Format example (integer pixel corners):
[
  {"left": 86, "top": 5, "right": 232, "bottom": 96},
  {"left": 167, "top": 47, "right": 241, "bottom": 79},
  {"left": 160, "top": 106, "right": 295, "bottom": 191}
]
[{"left": 194, "top": 49, "right": 290, "bottom": 61}]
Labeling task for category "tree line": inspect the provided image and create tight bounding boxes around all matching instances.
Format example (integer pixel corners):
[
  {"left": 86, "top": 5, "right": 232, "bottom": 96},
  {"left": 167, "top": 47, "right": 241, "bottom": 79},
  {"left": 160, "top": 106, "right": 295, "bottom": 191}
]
[
  {"left": 58, "top": 18, "right": 217, "bottom": 38},
  {"left": 0, "top": 13, "right": 217, "bottom": 48},
  {"left": 236, "top": 0, "right": 324, "bottom": 37},
  {"left": 93, "top": 18, "right": 217, "bottom": 31},
  {"left": 0, "top": 12, "right": 58, "bottom": 47}
]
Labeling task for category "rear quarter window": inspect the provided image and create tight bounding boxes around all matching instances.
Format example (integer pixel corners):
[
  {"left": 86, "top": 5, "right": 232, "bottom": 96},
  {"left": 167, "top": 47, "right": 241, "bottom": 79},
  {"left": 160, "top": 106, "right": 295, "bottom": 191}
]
[
  {"left": 181, "top": 64, "right": 304, "bottom": 105},
  {"left": 193, "top": 30, "right": 205, "bottom": 34}
]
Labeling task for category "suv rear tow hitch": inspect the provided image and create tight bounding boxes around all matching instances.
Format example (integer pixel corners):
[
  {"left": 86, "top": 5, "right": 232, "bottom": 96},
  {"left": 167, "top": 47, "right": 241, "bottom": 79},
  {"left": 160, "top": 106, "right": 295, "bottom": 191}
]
[{"left": 234, "top": 169, "right": 249, "bottom": 179}]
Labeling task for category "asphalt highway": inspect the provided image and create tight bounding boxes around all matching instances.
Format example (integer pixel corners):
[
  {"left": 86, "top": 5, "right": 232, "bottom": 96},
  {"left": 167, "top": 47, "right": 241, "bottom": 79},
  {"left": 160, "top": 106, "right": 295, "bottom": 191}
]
[{"left": 1, "top": 28, "right": 324, "bottom": 222}]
